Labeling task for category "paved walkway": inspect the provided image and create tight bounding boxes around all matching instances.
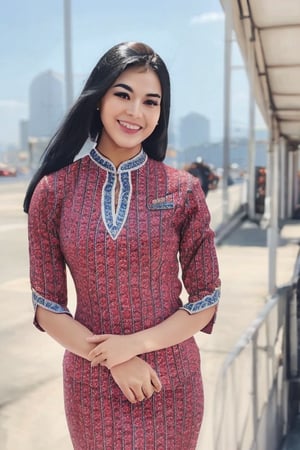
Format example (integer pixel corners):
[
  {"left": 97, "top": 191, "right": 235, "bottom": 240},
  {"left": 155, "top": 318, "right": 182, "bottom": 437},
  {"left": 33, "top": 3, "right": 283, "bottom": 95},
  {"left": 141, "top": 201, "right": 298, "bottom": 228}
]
[
  {"left": 1, "top": 181, "right": 299, "bottom": 449},
  {"left": 196, "top": 220, "right": 300, "bottom": 450}
]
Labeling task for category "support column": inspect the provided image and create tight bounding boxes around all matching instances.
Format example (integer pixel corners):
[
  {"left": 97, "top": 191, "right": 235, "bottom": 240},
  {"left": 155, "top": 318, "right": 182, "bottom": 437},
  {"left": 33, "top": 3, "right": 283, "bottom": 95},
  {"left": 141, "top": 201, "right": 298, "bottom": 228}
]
[
  {"left": 287, "top": 150, "right": 294, "bottom": 218},
  {"left": 247, "top": 43, "right": 256, "bottom": 220},
  {"left": 64, "top": 0, "right": 74, "bottom": 110},
  {"left": 222, "top": 0, "right": 232, "bottom": 222},
  {"left": 266, "top": 118, "right": 279, "bottom": 297},
  {"left": 279, "top": 137, "right": 287, "bottom": 221}
]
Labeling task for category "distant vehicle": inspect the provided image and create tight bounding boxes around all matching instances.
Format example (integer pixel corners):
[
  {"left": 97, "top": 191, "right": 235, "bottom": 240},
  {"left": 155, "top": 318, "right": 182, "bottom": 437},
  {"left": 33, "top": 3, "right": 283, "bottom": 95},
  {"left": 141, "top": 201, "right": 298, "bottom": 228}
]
[{"left": 0, "top": 163, "right": 17, "bottom": 177}]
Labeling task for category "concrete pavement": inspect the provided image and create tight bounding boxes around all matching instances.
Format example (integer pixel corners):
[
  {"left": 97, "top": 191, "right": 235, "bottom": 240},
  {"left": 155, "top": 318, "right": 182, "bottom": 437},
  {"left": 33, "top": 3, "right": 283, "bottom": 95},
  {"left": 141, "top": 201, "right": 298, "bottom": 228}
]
[
  {"left": 0, "top": 180, "right": 299, "bottom": 449},
  {"left": 196, "top": 220, "right": 300, "bottom": 450}
]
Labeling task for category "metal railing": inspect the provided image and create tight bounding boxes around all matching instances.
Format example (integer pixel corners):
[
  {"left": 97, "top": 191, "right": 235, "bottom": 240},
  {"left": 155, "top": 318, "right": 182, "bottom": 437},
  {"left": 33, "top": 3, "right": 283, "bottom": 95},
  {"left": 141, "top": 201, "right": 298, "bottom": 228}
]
[
  {"left": 207, "top": 180, "right": 247, "bottom": 234},
  {"left": 213, "top": 279, "right": 298, "bottom": 450}
]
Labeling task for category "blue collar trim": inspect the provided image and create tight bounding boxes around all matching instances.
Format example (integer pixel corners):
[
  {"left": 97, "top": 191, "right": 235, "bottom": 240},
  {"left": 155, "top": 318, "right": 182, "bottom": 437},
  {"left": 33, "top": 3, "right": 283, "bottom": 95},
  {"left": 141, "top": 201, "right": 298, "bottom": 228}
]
[{"left": 89, "top": 147, "right": 147, "bottom": 173}]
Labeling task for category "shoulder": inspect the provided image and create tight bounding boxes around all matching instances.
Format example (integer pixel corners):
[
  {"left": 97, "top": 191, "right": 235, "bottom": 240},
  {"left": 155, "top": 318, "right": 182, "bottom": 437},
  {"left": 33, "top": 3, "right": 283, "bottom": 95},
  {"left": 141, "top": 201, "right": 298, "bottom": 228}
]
[
  {"left": 30, "top": 157, "right": 89, "bottom": 214},
  {"left": 39, "top": 156, "right": 89, "bottom": 191},
  {"left": 147, "top": 158, "right": 199, "bottom": 191}
]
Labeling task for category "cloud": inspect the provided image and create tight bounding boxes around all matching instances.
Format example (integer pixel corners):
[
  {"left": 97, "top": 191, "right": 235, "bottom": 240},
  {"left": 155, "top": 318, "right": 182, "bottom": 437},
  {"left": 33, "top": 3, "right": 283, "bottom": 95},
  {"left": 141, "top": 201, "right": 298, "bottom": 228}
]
[{"left": 190, "top": 12, "right": 225, "bottom": 25}]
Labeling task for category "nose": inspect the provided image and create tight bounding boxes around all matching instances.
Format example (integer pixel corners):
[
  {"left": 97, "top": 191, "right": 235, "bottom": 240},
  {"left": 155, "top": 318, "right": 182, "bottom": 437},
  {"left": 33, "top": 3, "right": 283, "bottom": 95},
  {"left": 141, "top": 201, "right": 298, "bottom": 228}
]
[{"left": 126, "top": 100, "right": 142, "bottom": 118}]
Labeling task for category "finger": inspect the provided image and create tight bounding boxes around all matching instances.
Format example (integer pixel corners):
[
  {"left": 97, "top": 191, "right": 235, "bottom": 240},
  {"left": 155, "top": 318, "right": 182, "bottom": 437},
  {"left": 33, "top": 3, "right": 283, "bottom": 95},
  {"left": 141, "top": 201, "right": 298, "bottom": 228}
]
[
  {"left": 90, "top": 354, "right": 107, "bottom": 367},
  {"left": 88, "top": 343, "right": 106, "bottom": 360},
  {"left": 141, "top": 383, "right": 154, "bottom": 399},
  {"left": 100, "top": 359, "right": 112, "bottom": 369},
  {"left": 150, "top": 372, "right": 162, "bottom": 392},
  {"left": 132, "top": 386, "right": 145, "bottom": 402},
  {"left": 100, "top": 360, "right": 114, "bottom": 370},
  {"left": 151, "top": 377, "right": 162, "bottom": 392},
  {"left": 86, "top": 334, "right": 110, "bottom": 343},
  {"left": 118, "top": 385, "right": 136, "bottom": 404},
  {"left": 152, "top": 380, "right": 162, "bottom": 393},
  {"left": 88, "top": 347, "right": 100, "bottom": 359},
  {"left": 126, "top": 388, "right": 138, "bottom": 404},
  {"left": 118, "top": 384, "right": 136, "bottom": 403}
]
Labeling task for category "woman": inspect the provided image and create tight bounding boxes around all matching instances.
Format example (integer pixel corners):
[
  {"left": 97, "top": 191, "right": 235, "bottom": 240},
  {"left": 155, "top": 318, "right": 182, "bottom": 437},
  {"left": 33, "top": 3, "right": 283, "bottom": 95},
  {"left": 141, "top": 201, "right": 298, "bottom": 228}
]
[{"left": 24, "top": 41, "right": 221, "bottom": 450}]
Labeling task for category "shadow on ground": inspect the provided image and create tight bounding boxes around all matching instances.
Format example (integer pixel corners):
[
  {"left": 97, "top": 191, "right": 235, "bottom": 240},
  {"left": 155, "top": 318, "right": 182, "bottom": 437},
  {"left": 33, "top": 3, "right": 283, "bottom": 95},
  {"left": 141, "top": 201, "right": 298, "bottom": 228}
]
[{"left": 219, "top": 220, "right": 292, "bottom": 248}]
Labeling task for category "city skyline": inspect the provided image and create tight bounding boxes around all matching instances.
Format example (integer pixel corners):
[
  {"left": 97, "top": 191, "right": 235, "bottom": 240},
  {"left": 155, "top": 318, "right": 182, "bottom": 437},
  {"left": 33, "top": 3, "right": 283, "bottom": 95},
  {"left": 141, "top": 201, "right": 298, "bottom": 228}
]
[{"left": 0, "top": 0, "right": 267, "bottom": 150}]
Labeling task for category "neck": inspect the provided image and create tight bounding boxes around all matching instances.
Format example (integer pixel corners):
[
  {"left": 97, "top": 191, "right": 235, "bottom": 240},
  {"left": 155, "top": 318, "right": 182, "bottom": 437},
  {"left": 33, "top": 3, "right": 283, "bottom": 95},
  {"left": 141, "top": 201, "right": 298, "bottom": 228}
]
[{"left": 95, "top": 145, "right": 142, "bottom": 169}]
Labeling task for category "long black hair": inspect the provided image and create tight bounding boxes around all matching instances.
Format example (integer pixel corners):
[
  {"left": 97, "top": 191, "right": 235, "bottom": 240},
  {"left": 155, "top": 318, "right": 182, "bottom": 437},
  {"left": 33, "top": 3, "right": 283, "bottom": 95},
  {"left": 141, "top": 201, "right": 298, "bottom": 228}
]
[{"left": 23, "top": 41, "right": 171, "bottom": 213}]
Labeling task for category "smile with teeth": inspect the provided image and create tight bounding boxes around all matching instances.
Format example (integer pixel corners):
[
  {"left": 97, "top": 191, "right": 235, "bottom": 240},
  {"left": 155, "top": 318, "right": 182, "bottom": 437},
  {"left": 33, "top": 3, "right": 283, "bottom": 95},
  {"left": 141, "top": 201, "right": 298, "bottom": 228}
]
[{"left": 118, "top": 120, "right": 141, "bottom": 130}]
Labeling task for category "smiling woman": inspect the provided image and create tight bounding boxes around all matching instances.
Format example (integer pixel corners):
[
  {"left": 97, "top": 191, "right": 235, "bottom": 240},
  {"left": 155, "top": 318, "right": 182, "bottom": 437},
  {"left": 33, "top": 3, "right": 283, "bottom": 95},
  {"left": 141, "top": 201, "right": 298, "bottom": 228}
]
[
  {"left": 23, "top": 41, "right": 221, "bottom": 450},
  {"left": 97, "top": 66, "right": 162, "bottom": 166}
]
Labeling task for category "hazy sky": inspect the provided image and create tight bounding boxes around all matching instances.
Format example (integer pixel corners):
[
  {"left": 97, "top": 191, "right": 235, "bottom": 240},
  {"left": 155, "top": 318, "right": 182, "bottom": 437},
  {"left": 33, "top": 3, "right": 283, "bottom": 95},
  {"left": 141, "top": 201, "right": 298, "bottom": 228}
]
[{"left": 0, "top": 0, "right": 266, "bottom": 148}]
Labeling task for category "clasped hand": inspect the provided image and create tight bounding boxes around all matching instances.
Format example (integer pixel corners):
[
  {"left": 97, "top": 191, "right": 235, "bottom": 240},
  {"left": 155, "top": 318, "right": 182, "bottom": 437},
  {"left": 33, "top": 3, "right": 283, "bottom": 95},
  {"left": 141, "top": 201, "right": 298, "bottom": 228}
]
[
  {"left": 109, "top": 356, "right": 162, "bottom": 403},
  {"left": 86, "top": 333, "right": 139, "bottom": 369},
  {"left": 86, "top": 334, "right": 162, "bottom": 403}
]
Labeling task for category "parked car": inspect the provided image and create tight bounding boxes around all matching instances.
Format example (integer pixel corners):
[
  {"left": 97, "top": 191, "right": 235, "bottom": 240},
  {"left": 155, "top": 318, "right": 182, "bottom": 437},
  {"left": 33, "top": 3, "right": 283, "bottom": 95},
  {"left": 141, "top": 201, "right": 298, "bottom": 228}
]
[{"left": 0, "top": 163, "right": 17, "bottom": 177}]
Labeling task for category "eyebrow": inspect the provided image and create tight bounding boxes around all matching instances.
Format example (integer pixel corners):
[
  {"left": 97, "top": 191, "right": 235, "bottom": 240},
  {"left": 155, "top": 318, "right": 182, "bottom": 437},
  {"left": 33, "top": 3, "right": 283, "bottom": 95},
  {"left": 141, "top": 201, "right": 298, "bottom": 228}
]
[{"left": 113, "top": 83, "right": 161, "bottom": 99}]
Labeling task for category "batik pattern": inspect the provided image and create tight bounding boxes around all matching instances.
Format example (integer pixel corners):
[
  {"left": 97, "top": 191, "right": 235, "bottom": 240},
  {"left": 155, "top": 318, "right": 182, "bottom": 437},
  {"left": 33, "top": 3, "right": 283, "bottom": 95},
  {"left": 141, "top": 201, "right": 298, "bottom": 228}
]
[{"left": 28, "top": 147, "right": 221, "bottom": 449}]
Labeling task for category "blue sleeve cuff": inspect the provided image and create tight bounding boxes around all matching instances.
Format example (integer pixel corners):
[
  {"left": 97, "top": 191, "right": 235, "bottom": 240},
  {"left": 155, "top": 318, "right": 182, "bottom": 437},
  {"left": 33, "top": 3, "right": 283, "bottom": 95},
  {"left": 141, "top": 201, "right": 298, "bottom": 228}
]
[
  {"left": 32, "top": 289, "right": 72, "bottom": 331},
  {"left": 180, "top": 288, "right": 220, "bottom": 314}
]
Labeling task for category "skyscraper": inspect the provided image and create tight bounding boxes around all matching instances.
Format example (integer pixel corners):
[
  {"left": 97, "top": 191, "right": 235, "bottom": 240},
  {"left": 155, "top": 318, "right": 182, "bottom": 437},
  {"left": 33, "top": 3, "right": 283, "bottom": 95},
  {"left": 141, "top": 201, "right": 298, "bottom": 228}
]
[
  {"left": 19, "top": 119, "right": 29, "bottom": 151},
  {"left": 29, "top": 70, "right": 64, "bottom": 138},
  {"left": 179, "top": 112, "right": 210, "bottom": 150}
]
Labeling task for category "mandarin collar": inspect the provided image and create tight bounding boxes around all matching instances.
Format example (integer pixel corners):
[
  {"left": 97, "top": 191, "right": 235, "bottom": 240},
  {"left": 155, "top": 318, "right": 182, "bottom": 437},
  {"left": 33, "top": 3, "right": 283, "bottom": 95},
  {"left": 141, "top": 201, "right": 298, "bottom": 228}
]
[{"left": 89, "top": 147, "right": 147, "bottom": 173}]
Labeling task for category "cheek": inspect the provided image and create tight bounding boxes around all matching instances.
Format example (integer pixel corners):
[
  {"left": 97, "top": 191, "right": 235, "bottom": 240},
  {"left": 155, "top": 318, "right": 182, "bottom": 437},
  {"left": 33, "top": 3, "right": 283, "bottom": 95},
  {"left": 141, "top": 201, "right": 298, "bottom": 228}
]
[
  {"left": 99, "top": 98, "right": 118, "bottom": 120},
  {"left": 100, "top": 103, "right": 113, "bottom": 126},
  {"left": 148, "top": 109, "right": 161, "bottom": 127}
]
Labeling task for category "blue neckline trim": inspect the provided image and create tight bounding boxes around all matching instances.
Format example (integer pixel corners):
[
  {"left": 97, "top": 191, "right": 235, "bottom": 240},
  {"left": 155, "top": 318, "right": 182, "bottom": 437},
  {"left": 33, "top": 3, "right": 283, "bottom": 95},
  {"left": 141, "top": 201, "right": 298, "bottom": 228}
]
[
  {"left": 89, "top": 147, "right": 147, "bottom": 173},
  {"left": 89, "top": 147, "right": 147, "bottom": 240}
]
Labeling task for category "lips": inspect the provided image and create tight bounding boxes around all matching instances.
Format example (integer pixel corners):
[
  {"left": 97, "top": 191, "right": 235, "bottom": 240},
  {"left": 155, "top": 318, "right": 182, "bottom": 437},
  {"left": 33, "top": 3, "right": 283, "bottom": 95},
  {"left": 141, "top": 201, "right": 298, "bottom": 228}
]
[{"left": 118, "top": 120, "right": 142, "bottom": 133}]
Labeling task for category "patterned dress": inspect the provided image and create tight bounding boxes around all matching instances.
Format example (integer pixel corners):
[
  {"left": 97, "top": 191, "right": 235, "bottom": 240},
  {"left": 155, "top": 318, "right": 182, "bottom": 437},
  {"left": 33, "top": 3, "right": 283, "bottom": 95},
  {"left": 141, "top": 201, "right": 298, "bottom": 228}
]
[{"left": 28, "top": 148, "right": 220, "bottom": 450}]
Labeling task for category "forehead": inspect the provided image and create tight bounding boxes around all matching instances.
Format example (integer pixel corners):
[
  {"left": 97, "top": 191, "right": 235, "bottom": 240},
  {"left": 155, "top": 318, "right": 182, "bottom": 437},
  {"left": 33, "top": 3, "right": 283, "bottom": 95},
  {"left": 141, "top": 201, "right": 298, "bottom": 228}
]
[{"left": 113, "top": 66, "right": 161, "bottom": 93}]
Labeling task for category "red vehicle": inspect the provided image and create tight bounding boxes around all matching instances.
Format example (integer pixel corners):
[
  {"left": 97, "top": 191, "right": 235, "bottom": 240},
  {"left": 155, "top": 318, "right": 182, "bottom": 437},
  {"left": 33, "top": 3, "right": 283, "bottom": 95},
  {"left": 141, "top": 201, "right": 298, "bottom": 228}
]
[{"left": 0, "top": 163, "right": 17, "bottom": 177}]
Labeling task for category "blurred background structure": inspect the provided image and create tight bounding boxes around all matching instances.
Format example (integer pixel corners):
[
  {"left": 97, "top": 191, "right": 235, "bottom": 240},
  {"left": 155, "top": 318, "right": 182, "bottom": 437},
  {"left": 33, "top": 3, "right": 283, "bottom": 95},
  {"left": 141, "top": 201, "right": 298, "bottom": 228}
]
[
  {"left": 0, "top": 1, "right": 300, "bottom": 449},
  {"left": 213, "top": 1, "right": 300, "bottom": 449}
]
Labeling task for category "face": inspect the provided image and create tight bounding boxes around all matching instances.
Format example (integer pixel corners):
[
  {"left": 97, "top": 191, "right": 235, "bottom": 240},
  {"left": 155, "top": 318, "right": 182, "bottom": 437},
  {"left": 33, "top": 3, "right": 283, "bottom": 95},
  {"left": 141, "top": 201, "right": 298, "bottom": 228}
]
[{"left": 97, "top": 66, "right": 162, "bottom": 163}]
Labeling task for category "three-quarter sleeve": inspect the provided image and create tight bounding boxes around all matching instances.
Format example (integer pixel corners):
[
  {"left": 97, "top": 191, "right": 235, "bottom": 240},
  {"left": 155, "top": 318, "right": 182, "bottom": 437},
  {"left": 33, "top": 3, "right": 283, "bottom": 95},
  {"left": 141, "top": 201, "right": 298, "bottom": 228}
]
[
  {"left": 28, "top": 175, "right": 72, "bottom": 331},
  {"left": 179, "top": 177, "right": 221, "bottom": 334}
]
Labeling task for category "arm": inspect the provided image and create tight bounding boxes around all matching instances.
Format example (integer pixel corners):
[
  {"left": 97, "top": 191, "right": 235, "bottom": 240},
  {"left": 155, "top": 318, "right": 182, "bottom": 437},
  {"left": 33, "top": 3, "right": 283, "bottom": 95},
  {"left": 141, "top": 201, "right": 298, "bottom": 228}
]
[
  {"left": 36, "top": 307, "right": 95, "bottom": 360},
  {"left": 38, "top": 307, "right": 161, "bottom": 402},
  {"left": 135, "top": 306, "right": 216, "bottom": 353},
  {"left": 87, "top": 306, "right": 216, "bottom": 368},
  {"left": 37, "top": 307, "right": 162, "bottom": 403}
]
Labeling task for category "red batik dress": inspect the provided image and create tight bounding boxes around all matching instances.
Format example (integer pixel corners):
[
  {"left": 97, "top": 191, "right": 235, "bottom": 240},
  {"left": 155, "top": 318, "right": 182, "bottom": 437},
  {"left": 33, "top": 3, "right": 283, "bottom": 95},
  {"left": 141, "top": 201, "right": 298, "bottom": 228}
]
[{"left": 28, "top": 147, "right": 221, "bottom": 450}]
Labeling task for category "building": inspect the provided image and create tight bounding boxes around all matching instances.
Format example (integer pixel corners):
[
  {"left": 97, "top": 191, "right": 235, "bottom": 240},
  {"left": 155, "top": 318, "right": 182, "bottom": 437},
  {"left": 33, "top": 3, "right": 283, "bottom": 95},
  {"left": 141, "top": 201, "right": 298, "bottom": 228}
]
[
  {"left": 19, "top": 119, "right": 29, "bottom": 152},
  {"left": 179, "top": 112, "right": 210, "bottom": 150},
  {"left": 29, "top": 70, "right": 64, "bottom": 139}
]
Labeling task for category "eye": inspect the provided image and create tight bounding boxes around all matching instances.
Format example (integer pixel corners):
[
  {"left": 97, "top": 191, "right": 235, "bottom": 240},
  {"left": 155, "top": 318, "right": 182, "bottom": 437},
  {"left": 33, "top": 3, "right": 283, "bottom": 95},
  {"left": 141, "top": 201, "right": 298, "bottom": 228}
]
[
  {"left": 144, "top": 99, "right": 160, "bottom": 106},
  {"left": 114, "top": 92, "right": 130, "bottom": 100}
]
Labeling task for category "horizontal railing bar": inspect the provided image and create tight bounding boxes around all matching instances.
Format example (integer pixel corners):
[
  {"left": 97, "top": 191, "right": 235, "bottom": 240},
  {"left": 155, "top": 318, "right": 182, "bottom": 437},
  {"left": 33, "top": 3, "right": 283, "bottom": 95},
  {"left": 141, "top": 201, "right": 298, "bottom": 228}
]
[{"left": 217, "top": 292, "right": 285, "bottom": 377}]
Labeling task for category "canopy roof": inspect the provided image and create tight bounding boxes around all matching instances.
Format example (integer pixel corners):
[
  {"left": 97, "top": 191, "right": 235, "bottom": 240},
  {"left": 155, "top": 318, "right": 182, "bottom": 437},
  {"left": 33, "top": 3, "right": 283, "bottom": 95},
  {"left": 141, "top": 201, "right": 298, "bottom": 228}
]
[{"left": 227, "top": 0, "right": 300, "bottom": 146}]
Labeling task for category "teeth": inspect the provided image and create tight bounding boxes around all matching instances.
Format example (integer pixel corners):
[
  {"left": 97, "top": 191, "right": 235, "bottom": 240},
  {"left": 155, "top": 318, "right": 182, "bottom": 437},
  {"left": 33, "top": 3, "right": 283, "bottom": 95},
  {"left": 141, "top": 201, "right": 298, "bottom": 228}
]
[{"left": 119, "top": 121, "right": 140, "bottom": 130}]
